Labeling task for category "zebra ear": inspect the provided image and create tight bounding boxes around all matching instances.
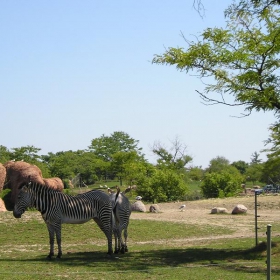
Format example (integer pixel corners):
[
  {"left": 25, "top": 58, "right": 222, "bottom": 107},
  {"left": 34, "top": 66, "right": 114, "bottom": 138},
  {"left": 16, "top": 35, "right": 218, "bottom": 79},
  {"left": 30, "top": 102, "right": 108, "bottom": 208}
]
[{"left": 18, "top": 182, "right": 27, "bottom": 190}]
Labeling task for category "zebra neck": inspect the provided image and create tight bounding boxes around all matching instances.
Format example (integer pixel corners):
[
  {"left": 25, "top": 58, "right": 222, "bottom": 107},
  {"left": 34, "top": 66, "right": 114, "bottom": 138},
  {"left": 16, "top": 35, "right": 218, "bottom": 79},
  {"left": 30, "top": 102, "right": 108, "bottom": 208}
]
[{"left": 32, "top": 185, "right": 51, "bottom": 214}]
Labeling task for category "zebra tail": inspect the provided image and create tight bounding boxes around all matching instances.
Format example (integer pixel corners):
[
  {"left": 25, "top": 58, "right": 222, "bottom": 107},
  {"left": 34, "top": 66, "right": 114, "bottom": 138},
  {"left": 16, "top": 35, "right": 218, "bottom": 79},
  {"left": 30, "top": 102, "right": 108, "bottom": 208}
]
[{"left": 113, "top": 187, "right": 121, "bottom": 211}]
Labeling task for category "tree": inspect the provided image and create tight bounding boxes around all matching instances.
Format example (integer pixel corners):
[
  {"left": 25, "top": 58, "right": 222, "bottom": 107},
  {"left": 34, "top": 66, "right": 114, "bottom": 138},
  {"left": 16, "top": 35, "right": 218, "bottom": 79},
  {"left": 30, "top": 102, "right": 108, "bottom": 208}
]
[
  {"left": 10, "top": 145, "right": 41, "bottom": 162},
  {"left": 236, "top": 0, "right": 280, "bottom": 16},
  {"left": 251, "top": 151, "right": 263, "bottom": 164},
  {"left": 201, "top": 171, "right": 243, "bottom": 198},
  {"left": 231, "top": 160, "right": 249, "bottom": 174},
  {"left": 245, "top": 162, "right": 264, "bottom": 184},
  {"left": 48, "top": 150, "right": 79, "bottom": 179},
  {"left": 110, "top": 151, "right": 147, "bottom": 186},
  {"left": 152, "top": 137, "right": 192, "bottom": 172},
  {"left": 137, "top": 169, "right": 188, "bottom": 203},
  {"left": 89, "top": 131, "right": 143, "bottom": 162},
  {"left": 0, "top": 145, "right": 11, "bottom": 163},
  {"left": 206, "top": 156, "right": 241, "bottom": 176},
  {"left": 261, "top": 156, "right": 280, "bottom": 183},
  {"left": 153, "top": 1, "right": 280, "bottom": 119},
  {"left": 188, "top": 166, "right": 204, "bottom": 181}
]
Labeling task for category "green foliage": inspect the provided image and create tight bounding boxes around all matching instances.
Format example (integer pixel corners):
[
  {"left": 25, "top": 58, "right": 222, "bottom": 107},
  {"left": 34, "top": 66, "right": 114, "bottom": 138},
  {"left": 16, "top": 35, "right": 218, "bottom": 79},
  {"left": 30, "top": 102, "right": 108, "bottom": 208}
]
[
  {"left": 137, "top": 169, "right": 188, "bottom": 202},
  {"left": 201, "top": 171, "right": 243, "bottom": 198},
  {"left": 206, "top": 156, "right": 243, "bottom": 178},
  {"left": 261, "top": 156, "right": 280, "bottom": 183},
  {"left": 245, "top": 163, "right": 264, "bottom": 184},
  {"left": 0, "top": 145, "right": 11, "bottom": 163},
  {"left": 153, "top": 1, "right": 280, "bottom": 127},
  {"left": 110, "top": 151, "right": 148, "bottom": 186},
  {"left": 88, "top": 131, "right": 143, "bottom": 162},
  {"left": 10, "top": 145, "right": 41, "bottom": 162},
  {"left": 250, "top": 151, "right": 262, "bottom": 164},
  {"left": 152, "top": 137, "right": 192, "bottom": 172},
  {"left": 231, "top": 160, "right": 249, "bottom": 175},
  {"left": 188, "top": 166, "right": 204, "bottom": 181},
  {"left": 0, "top": 209, "right": 279, "bottom": 279}
]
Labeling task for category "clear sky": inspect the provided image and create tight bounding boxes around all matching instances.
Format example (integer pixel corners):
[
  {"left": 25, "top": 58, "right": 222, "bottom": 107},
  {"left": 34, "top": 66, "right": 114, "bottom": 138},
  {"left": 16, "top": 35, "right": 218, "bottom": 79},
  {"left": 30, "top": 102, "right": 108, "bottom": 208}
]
[{"left": 0, "top": 1, "right": 275, "bottom": 168}]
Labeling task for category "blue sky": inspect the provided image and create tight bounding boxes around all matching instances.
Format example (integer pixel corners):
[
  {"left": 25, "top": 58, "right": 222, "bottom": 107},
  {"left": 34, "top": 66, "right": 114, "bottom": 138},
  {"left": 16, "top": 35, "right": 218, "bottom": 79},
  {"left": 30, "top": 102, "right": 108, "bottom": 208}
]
[{"left": 0, "top": 1, "right": 275, "bottom": 168}]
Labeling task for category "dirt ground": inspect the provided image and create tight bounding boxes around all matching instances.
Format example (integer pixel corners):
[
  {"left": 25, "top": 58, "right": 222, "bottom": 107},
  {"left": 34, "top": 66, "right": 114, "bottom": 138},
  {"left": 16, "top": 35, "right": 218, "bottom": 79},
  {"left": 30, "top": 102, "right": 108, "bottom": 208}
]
[{"left": 131, "top": 194, "right": 280, "bottom": 245}]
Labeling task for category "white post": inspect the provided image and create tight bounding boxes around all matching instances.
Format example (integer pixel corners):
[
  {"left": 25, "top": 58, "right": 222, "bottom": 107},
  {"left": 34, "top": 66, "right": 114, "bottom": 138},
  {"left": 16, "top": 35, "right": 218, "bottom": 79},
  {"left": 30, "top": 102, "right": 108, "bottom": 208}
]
[{"left": 267, "top": 224, "right": 272, "bottom": 280}]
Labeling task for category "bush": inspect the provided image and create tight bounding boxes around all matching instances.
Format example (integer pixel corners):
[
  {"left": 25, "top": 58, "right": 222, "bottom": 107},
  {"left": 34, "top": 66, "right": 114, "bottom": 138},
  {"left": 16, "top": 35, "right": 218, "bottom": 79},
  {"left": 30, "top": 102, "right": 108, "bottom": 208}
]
[
  {"left": 200, "top": 172, "right": 243, "bottom": 198},
  {"left": 137, "top": 169, "right": 188, "bottom": 203}
]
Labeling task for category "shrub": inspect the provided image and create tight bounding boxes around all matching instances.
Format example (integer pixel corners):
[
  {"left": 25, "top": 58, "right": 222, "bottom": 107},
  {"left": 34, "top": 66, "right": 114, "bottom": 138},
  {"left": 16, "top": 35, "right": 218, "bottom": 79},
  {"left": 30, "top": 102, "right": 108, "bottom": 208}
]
[{"left": 200, "top": 172, "right": 243, "bottom": 198}]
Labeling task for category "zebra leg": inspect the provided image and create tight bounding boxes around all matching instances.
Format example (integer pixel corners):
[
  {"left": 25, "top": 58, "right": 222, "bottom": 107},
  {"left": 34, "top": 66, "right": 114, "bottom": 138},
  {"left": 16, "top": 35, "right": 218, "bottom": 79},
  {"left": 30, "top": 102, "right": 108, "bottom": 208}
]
[
  {"left": 120, "top": 228, "right": 126, "bottom": 254},
  {"left": 123, "top": 227, "right": 128, "bottom": 252},
  {"left": 55, "top": 224, "right": 62, "bottom": 258},
  {"left": 94, "top": 218, "right": 113, "bottom": 255},
  {"left": 46, "top": 223, "right": 55, "bottom": 259},
  {"left": 113, "top": 226, "right": 119, "bottom": 254}
]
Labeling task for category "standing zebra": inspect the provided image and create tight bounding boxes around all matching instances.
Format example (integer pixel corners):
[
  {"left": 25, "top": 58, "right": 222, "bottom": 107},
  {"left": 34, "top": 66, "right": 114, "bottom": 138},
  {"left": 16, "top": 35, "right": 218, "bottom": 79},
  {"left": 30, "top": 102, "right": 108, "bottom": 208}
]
[
  {"left": 13, "top": 181, "right": 119, "bottom": 259},
  {"left": 109, "top": 186, "right": 131, "bottom": 254}
]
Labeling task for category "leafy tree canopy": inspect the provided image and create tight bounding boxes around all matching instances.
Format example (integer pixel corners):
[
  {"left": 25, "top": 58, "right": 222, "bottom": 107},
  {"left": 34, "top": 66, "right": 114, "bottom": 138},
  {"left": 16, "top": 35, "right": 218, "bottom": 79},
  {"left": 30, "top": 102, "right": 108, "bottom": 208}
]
[
  {"left": 137, "top": 169, "right": 188, "bottom": 203},
  {"left": 0, "top": 145, "right": 11, "bottom": 163},
  {"left": 250, "top": 151, "right": 263, "bottom": 164},
  {"left": 152, "top": 137, "right": 192, "bottom": 172},
  {"left": 201, "top": 171, "right": 243, "bottom": 198},
  {"left": 206, "top": 156, "right": 241, "bottom": 176},
  {"left": 153, "top": 0, "right": 280, "bottom": 118},
  {"left": 231, "top": 160, "right": 249, "bottom": 174},
  {"left": 10, "top": 145, "right": 41, "bottom": 163},
  {"left": 88, "top": 131, "right": 143, "bottom": 162}
]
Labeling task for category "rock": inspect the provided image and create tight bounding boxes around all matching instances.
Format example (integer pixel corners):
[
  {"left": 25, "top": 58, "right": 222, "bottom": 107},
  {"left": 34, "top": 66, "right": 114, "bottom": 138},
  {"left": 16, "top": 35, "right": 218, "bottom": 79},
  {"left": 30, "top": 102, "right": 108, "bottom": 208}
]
[
  {"left": 131, "top": 201, "right": 146, "bottom": 212},
  {"left": 149, "top": 204, "right": 160, "bottom": 213},
  {"left": 0, "top": 198, "right": 7, "bottom": 212},
  {"left": 0, "top": 163, "right": 6, "bottom": 193},
  {"left": 211, "top": 207, "right": 228, "bottom": 214},
  {"left": 232, "top": 204, "right": 247, "bottom": 214},
  {"left": 4, "top": 161, "right": 45, "bottom": 204},
  {"left": 43, "top": 177, "right": 64, "bottom": 191},
  {"left": 3, "top": 161, "right": 64, "bottom": 205}
]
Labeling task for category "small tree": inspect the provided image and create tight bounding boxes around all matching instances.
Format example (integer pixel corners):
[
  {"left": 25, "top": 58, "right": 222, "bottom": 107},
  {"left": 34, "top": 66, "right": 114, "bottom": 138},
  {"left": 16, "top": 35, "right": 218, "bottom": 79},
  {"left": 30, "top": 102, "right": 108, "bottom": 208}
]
[
  {"left": 201, "top": 172, "right": 243, "bottom": 198},
  {"left": 89, "top": 131, "right": 143, "bottom": 162},
  {"left": 152, "top": 137, "right": 192, "bottom": 172},
  {"left": 137, "top": 169, "right": 188, "bottom": 203}
]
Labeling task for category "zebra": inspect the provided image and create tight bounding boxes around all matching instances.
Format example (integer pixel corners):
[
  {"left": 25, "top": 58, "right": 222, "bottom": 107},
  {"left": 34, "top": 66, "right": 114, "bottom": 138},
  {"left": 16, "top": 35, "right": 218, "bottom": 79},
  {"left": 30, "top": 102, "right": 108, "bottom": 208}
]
[
  {"left": 13, "top": 181, "right": 119, "bottom": 259},
  {"left": 109, "top": 186, "right": 131, "bottom": 254}
]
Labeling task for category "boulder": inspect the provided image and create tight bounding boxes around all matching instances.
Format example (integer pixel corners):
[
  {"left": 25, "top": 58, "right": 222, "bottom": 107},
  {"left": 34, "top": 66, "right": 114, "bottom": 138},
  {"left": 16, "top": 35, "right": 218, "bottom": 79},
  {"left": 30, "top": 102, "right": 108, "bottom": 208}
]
[
  {"left": 149, "top": 204, "right": 160, "bottom": 213},
  {"left": 211, "top": 207, "right": 228, "bottom": 214},
  {"left": 0, "top": 163, "right": 6, "bottom": 192},
  {"left": 131, "top": 201, "right": 146, "bottom": 212},
  {"left": 4, "top": 161, "right": 45, "bottom": 204},
  {"left": 43, "top": 177, "right": 64, "bottom": 191},
  {"left": 232, "top": 204, "right": 247, "bottom": 214},
  {"left": 0, "top": 198, "right": 7, "bottom": 212}
]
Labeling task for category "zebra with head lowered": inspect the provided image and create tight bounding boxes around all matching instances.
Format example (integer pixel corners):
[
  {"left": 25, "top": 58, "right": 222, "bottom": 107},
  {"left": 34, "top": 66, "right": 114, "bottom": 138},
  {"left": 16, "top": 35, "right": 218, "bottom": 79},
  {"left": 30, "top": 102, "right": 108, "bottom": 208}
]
[
  {"left": 13, "top": 181, "right": 119, "bottom": 259},
  {"left": 108, "top": 186, "right": 132, "bottom": 254}
]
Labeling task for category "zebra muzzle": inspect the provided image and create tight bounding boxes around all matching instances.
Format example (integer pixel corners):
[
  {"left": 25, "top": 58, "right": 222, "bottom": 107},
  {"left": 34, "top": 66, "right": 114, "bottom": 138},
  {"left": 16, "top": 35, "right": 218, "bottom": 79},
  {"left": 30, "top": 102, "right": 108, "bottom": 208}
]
[{"left": 13, "top": 211, "right": 22, "bottom": 218}]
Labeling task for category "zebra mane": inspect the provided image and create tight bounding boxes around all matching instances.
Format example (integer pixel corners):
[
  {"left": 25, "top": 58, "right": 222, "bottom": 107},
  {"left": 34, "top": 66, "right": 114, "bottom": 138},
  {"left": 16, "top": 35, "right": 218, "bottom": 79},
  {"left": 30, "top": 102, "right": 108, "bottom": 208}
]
[{"left": 27, "top": 181, "right": 61, "bottom": 194}]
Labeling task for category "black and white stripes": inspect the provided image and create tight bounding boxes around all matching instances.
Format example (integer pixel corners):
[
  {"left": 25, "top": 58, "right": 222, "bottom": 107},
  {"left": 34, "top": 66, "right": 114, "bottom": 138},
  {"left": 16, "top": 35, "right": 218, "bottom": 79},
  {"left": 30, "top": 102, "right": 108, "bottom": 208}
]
[{"left": 13, "top": 182, "right": 118, "bottom": 258}]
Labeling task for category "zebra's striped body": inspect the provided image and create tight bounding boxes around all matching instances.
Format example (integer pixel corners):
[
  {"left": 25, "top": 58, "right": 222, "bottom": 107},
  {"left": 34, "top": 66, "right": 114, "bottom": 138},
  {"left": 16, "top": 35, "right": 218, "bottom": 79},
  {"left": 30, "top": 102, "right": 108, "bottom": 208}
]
[
  {"left": 110, "top": 191, "right": 131, "bottom": 254},
  {"left": 13, "top": 182, "right": 118, "bottom": 258}
]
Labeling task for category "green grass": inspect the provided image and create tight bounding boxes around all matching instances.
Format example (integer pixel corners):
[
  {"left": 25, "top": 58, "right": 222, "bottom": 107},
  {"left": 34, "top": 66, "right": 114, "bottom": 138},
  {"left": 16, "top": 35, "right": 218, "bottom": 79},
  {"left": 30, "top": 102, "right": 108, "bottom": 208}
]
[{"left": 0, "top": 211, "right": 279, "bottom": 280}]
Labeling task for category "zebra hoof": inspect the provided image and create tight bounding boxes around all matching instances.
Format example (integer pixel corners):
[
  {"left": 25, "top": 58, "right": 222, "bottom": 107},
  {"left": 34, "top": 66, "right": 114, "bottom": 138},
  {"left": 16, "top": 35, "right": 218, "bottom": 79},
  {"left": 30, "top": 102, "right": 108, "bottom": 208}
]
[
  {"left": 47, "top": 254, "right": 54, "bottom": 260},
  {"left": 120, "top": 247, "right": 125, "bottom": 254}
]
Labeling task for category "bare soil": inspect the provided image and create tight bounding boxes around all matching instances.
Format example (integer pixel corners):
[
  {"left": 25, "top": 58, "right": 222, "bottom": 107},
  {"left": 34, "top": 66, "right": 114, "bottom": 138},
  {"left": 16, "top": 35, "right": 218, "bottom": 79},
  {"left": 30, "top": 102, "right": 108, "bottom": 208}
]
[{"left": 131, "top": 194, "right": 280, "bottom": 245}]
